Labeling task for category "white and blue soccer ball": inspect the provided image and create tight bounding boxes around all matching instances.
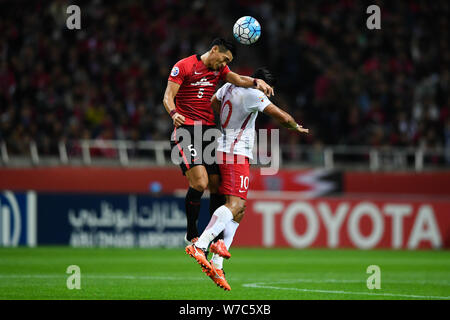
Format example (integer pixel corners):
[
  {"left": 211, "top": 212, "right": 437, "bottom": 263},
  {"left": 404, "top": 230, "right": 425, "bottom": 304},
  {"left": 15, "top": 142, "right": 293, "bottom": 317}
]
[{"left": 233, "top": 16, "right": 261, "bottom": 45}]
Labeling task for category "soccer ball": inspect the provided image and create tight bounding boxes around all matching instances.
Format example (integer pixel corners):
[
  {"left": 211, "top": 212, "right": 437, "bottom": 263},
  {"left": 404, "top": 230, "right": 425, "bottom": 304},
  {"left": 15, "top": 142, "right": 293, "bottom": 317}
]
[{"left": 233, "top": 16, "right": 261, "bottom": 45}]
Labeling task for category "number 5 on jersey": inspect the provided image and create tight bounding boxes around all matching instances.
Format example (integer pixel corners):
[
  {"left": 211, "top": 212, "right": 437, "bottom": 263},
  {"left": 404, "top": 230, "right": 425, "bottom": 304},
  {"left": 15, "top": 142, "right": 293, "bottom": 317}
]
[
  {"left": 197, "top": 88, "right": 205, "bottom": 99},
  {"left": 188, "top": 144, "right": 197, "bottom": 157}
]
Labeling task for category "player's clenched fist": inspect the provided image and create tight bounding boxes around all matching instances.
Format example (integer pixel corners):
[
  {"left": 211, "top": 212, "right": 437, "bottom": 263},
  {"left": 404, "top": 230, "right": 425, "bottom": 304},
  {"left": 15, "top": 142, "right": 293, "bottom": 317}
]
[{"left": 171, "top": 112, "right": 185, "bottom": 127}]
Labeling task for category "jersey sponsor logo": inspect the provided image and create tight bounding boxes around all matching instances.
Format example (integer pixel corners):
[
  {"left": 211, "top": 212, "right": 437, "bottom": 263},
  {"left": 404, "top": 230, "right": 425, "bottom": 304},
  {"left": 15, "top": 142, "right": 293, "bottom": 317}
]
[
  {"left": 190, "top": 77, "right": 214, "bottom": 86},
  {"left": 171, "top": 67, "right": 179, "bottom": 77}
]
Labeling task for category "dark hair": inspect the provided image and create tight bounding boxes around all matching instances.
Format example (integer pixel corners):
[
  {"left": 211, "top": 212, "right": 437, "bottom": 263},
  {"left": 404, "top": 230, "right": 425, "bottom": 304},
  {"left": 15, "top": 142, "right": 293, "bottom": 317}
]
[
  {"left": 252, "top": 67, "right": 277, "bottom": 87},
  {"left": 210, "top": 38, "right": 237, "bottom": 58}
]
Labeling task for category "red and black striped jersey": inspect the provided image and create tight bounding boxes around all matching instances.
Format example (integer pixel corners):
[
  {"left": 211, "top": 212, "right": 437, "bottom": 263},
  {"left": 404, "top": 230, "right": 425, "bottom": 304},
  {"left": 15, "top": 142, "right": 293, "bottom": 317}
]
[{"left": 168, "top": 54, "right": 230, "bottom": 125}]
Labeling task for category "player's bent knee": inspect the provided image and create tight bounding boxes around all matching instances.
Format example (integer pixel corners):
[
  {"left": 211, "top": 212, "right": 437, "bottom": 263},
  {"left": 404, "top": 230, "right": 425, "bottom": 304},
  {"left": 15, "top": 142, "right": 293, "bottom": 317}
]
[
  {"left": 193, "top": 181, "right": 208, "bottom": 192},
  {"left": 189, "top": 178, "right": 209, "bottom": 192},
  {"left": 234, "top": 210, "right": 245, "bottom": 223},
  {"left": 233, "top": 202, "right": 246, "bottom": 216}
]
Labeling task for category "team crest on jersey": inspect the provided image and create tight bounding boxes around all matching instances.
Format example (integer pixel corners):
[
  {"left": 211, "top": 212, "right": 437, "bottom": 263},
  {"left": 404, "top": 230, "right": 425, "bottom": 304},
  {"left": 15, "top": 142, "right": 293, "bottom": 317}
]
[
  {"left": 171, "top": 67, "right": 179, "bottom": 77},
  {"left": 260, "top": 96, "right": 265, "bottom": 102}
]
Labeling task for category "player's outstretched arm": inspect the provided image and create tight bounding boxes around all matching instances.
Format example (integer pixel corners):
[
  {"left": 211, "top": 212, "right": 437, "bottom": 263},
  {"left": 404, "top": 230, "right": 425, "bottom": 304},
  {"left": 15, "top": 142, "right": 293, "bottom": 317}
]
[
  {"left": 225, "top": 71, "right": 274, "bottom": 97},
  {"left": 263, "top": 104, "right": 309, "bottom": 134},
  {"left": 163, "top": 81, "right": 185, "bottom": 127}
]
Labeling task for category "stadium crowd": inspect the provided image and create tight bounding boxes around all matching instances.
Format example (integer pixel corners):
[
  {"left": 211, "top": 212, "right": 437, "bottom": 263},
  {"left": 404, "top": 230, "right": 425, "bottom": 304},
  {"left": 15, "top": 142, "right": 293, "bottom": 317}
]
[{"left": 0, "top": 0, "right": 448, "bottom": 163}]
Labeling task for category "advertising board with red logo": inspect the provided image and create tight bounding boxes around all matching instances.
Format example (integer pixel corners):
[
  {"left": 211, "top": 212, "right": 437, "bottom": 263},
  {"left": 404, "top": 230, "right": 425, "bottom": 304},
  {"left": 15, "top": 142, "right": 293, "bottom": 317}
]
[{"left": 234, "top": 195, "right": 450, "bottom": 249}]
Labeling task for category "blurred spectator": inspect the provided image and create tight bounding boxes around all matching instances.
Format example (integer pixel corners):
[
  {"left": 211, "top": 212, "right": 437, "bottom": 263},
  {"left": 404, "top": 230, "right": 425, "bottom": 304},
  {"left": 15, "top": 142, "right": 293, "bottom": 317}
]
[{"left": 0, "top": 0, "right": 448, "bottom": 163}]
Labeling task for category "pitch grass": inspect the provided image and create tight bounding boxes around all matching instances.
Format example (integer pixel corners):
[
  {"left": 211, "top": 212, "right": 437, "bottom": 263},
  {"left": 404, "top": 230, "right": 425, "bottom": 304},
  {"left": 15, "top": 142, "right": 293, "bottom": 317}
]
[{"left": 0, "top": 247, "right": 449, "bottom": 300}]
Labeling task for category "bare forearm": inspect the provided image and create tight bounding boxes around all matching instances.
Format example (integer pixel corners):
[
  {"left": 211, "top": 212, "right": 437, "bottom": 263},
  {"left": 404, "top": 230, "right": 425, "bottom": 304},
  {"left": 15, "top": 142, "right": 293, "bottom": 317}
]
[
  {"left": 264, "top": 104, "right": 299, "bottom": 129},
  {"left": 226, "top": 71, "right": 274, "bottom": 96},
  {"left": 163, "top": 94, "right": 185, "bottom": 127},
  {"left": 226, "top": 71, "right": 255, "bottom": 88},
  {"left": 278, "top": 112, "right": 298, "bottom": 129},
  {"left": 163, "top": 93, "right": 174, "bottom": 112},
  {"left": 238, "top": 75, "right": 256, "bottom": 88},
  {"left": 163, "top": 81, "right": 185, "bottom": 127},
  {"left": 163, "top": 81, "right": 181, "bottom": 116}
]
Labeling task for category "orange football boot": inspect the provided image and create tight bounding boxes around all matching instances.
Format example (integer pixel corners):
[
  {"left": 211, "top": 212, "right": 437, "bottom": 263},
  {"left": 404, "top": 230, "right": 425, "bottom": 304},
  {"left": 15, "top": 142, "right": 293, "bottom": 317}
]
[
  {"left": 210, "top": 239, "right": 231, "bottom": 259},
  {"left": 185, "top": 244, "right": 212, "bottom": 273},
  {"left": 205, "top": 262, "right": 231, "bottom": 291}
]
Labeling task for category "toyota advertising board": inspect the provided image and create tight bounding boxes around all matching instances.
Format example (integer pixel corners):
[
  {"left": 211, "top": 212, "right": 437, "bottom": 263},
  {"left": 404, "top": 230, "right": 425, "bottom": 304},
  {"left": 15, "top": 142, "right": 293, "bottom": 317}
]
[
  {"left": 1, "top": 191, "right": 449, "bottom": 249},
  {"left": 234, "top": 196, "right": 450, "bottom": 249}
]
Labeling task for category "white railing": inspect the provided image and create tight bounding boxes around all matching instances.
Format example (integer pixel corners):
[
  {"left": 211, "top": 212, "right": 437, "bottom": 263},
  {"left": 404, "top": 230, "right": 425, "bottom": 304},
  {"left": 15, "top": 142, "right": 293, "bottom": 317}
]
[
  {"left": 280, "top": 144, "right": 448, "bottom": 171},
  {"left": 0, "top": 139, "right": 448, "bottom": 171}
]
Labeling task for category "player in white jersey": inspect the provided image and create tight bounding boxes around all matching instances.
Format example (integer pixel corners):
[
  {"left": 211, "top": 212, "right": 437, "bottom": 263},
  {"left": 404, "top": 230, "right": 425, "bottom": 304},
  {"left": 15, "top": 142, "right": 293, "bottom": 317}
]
[{"left": 185, "top": 68, "right": 309, "bottom": 291}]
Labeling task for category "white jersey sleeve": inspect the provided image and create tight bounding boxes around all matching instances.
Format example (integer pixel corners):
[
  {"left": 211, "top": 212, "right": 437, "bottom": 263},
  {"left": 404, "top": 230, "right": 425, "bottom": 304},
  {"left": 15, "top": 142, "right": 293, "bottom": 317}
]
[
  {"left": 215, "top": 83, "right": 231, "bottom": 102},
  {"left": 243, "top": 89, "right": 272, "bottom": 113}
]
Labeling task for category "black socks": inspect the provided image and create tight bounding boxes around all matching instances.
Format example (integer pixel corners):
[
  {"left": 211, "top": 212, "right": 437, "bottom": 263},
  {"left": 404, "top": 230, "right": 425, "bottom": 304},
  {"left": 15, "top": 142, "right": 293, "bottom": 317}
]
[
  {"left": 209, "top": 193, "right": 226, "bottom": 216},
  {"left": 185, "top": 189, "right": 226, "bottom": 243},
  {"left": 185, "top": 187, "right": 204, "bottom": 241}
]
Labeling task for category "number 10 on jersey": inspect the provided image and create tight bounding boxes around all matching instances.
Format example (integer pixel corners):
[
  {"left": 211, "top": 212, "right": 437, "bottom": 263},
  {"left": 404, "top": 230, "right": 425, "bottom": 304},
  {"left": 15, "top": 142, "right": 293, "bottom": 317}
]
[{"left": 240, "top": 175, "right": 249, "bottom": 189}]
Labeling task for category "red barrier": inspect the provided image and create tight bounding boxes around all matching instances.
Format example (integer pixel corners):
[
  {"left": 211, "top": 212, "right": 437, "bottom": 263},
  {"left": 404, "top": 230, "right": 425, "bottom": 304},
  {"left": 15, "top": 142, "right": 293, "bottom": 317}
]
[
  {"left": 2, "top": 167, "right": 449, "bottom": 196},
  {"left": 234, "top": 196, "right": 450, "bottom": 249},
  {"left": 0, "top": 167, "right": 341, "bottom": 194},
  {"left": 1, "top": 167, "right": 449, "bottom": 249},
  {"left": 345, "top": 172, "right": 450, "bottom": 196},
  {"left": 0, "top": 167, "right": 188, "bottom": 193}
]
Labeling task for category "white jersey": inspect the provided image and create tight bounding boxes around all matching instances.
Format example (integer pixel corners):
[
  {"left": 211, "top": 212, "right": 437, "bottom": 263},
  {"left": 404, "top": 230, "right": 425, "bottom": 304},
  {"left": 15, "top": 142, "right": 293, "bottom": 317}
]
[{"left": 215, "top": 83, "right": 272, "bottom": 159}]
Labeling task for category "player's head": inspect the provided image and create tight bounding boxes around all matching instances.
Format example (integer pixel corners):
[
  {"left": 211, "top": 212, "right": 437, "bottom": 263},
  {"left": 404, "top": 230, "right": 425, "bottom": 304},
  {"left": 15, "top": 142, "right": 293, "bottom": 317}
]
[
  {"left": 208, "top": 38, "right": 236, "bottom": 71},
  {"left": 252, "top": 67, "right": 277, "bottom": 87}
]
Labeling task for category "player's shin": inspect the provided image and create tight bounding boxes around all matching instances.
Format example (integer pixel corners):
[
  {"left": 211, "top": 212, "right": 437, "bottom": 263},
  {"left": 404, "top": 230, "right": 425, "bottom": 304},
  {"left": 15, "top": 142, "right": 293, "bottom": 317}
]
[
  {"left": 185, "top": 187, "right": 204, "bottom": 240},
  {"left": 210, "top": 193, "right": 226, "bottom": 244},
  {"left": 211, "top": 220, "right": 239, "bottom": 269},
  {"left": 195, "top": 205, "right": 233, "bottom": 250},
  {"left": 223, "top": 219, "right": 239, "bottom": 249},
  {"left": 210, "top": 193, "right": 226, "bottom": 215}
]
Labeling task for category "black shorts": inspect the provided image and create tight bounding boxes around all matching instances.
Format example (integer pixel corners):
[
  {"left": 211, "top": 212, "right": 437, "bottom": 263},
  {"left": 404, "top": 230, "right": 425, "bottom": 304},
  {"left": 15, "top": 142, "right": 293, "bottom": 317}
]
[{"left": 170, "top": 125, "right": 220, "bottom": 176}]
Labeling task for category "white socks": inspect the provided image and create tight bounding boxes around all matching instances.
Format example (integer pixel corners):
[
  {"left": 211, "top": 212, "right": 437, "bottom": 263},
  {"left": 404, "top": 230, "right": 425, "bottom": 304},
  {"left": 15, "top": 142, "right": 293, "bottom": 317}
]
[
  {"left": 195, "top": 205, "right": 233, "bottom": 250},
  {"left": 211, "top": 219, "right": 239, "bottom": 269},
  {"left": 223, "top": 219, "right": 239, "bottom": 249}
]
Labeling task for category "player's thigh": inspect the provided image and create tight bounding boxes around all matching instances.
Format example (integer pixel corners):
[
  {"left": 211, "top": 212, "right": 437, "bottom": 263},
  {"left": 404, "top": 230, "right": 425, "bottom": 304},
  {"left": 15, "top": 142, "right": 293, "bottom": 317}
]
[
  {"left": 170, "top": 125, "right": 199, "bottom": 176},
  {"left": 185, "top": 165, "right": 209, "bottom": 191},
  {"left": 218, "top": 152, "right": 250, "bottom": 200},
  {"left": 207, "top": 173, "right": 221, "bottom": 193},
  {"left": 203, "top": 125, "right": 220, "bottom": 193}
]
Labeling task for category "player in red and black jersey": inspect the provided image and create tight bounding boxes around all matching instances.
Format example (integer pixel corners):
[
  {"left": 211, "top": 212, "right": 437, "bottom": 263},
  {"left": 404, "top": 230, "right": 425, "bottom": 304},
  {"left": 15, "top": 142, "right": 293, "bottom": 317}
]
[{"left": 163, "top": 38, "right": 273, "bottom": 245}]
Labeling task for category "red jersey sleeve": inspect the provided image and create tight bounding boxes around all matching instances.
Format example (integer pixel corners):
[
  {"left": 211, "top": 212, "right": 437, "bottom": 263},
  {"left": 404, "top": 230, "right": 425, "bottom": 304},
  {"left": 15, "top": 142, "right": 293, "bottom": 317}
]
[
  {"left": 168, "top": 60, "right": 187, "bottom": 85},
  {"left": 219, "top": 65, "right": 231, "bottom": 80}
]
